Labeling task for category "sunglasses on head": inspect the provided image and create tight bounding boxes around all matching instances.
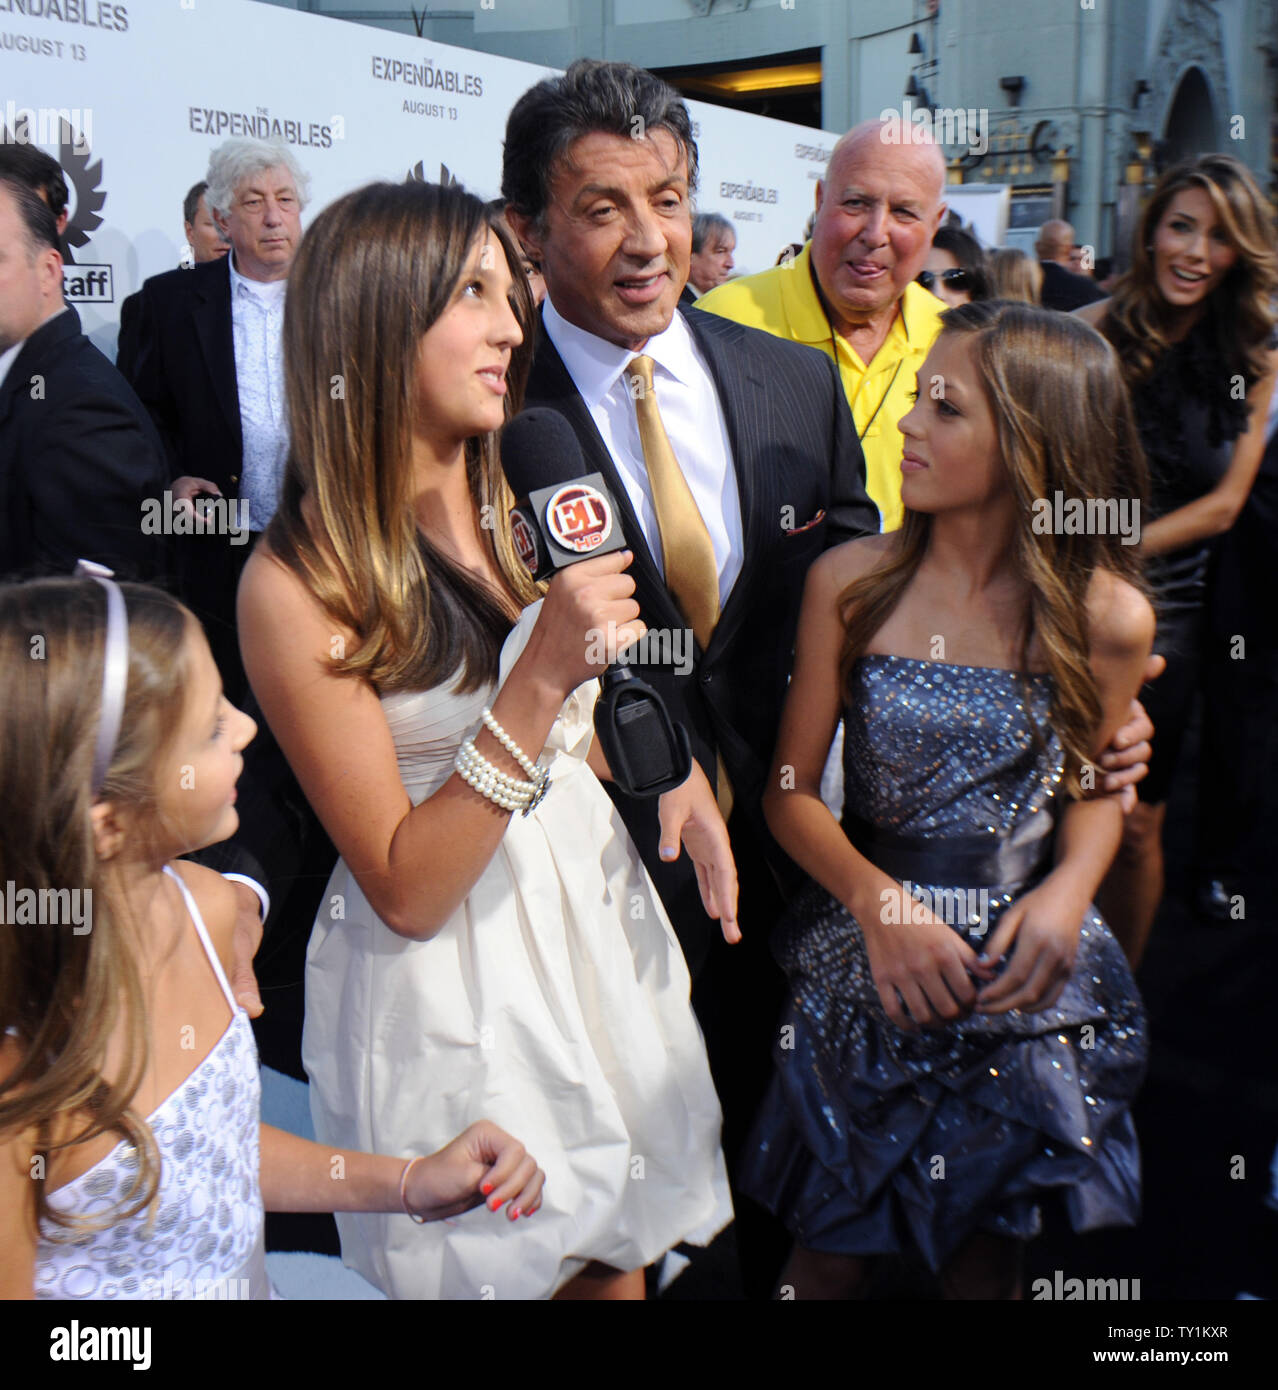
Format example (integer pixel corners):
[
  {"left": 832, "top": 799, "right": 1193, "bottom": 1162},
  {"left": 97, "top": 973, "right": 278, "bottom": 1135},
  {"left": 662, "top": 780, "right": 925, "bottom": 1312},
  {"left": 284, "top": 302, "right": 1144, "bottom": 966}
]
[{"left": 917, "top": 268, "right": 972, "bottom": 291}]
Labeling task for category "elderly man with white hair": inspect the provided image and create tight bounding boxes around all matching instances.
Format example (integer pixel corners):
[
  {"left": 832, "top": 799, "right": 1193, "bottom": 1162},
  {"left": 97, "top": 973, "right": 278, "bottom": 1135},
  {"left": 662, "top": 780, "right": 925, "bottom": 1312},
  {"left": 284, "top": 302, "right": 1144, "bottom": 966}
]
[{"left": 123, "top": 137, "right": 309, "bottom": 702}]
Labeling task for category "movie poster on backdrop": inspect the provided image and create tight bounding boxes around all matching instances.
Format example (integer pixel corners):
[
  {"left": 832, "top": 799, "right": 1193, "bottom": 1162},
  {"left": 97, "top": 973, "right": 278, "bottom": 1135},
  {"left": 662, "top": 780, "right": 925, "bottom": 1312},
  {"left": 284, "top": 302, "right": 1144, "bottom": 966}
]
[{"left": 0, "top": 0, "right": 838, "bottom": 358}]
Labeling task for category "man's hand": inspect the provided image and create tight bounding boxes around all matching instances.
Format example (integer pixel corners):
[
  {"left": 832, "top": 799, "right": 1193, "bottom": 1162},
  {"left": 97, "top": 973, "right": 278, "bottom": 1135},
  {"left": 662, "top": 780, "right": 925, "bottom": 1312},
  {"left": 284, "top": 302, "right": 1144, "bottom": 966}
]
[
  {"left": 228, "top": 881, "right": 265, "bottom": 1017},
  {"left": 657, "top": 761, "right": 740, "bottom": 942},
  {"left": 1097, "top": 653, "right": 1164, "bottom": 812},
  {"left": 171, "top": 475, "right": 225, "bottom": 533}
]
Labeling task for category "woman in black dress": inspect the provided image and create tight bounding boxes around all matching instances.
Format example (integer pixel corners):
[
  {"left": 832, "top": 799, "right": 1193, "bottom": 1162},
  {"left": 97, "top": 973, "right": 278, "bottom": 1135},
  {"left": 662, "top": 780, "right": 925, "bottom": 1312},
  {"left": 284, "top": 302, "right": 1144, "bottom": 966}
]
[{"left": 1077, "top": 154, "right": 1278, "bottom": 966}]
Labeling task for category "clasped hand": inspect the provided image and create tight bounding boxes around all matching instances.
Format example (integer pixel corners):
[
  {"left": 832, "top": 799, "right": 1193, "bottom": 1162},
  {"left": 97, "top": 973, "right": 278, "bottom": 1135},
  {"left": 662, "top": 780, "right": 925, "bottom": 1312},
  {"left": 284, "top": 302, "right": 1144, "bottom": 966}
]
[
  {"left": 863, "top": 877, "right": 1084, "bottom": 1028},
  {"left": 402, "top": 1120, "right": 545, "bottom": 1223}
]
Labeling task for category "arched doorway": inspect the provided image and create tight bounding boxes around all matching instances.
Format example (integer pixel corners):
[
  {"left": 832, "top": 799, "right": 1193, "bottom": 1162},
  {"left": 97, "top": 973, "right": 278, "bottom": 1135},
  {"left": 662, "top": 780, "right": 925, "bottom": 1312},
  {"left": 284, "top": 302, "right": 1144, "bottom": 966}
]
[{"left": 1162, "top": 66, "right": 1219, "bottom": 165}]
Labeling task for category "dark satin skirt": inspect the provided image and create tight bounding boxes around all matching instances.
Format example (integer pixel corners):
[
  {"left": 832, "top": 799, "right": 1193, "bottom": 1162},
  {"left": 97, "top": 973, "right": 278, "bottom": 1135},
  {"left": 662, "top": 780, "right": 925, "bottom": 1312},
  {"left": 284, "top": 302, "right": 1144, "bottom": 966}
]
[{"left": 738, "top": 825, "right": 1148, "bottom": 1271}]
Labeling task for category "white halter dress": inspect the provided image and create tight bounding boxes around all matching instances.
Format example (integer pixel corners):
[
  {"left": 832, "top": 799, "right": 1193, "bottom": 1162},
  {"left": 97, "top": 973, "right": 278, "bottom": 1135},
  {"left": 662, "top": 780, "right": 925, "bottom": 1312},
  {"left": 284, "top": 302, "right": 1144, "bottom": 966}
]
[{"left": 35, "top": 866, "right": 270, "bottom": 1300}]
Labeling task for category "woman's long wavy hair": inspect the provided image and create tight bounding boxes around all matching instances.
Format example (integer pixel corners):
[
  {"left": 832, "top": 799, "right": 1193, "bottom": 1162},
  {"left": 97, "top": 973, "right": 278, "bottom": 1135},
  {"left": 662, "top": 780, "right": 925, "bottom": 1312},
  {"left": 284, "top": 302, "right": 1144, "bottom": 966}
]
[
  {"left": 1103, "top": 154, "right": 1277, "bottom": 387},
  {"left": 837, "top": 302, "right": 1148, "bottom": 795},
  {"left": 268, "top": 180, "right": 540, "bottom": 694},
  {"left": 0, "top": 578, "right": 194, "bottom": 1235}
]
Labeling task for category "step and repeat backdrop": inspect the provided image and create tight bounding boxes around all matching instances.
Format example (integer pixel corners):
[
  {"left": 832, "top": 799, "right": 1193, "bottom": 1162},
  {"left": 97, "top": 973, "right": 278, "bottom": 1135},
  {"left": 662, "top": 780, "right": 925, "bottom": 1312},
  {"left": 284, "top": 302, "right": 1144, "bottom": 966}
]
[{"left": 0, "top": 0, "right": 841, "bottom": 359}]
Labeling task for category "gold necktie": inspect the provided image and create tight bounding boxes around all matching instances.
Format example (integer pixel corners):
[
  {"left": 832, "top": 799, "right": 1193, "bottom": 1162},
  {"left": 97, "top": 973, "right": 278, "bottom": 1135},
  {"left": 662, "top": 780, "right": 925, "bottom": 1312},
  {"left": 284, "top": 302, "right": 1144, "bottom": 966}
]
[
  {"left": 625, "top": 354, "right": 733, "bottom": 821},
  {"left": 625, "top": 355, "right": 720, "bottom": 650}
]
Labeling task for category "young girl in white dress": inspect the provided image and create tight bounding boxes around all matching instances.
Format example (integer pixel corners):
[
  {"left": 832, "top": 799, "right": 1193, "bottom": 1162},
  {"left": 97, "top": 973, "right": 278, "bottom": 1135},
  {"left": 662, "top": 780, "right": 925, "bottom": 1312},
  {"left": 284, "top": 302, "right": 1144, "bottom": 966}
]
[
  {"left": 0, "top": 573, "right": 544, "bottom": 1299},
  {"left": 236, "top": 180, "right": 736, "bottom": 1301}
]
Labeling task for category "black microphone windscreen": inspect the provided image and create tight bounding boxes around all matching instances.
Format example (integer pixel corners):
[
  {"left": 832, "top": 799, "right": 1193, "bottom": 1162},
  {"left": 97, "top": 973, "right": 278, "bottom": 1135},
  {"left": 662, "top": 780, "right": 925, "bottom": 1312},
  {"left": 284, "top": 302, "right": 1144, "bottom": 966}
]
[{"left": 501, "top": 407, "right": 589, "bottom": 500}]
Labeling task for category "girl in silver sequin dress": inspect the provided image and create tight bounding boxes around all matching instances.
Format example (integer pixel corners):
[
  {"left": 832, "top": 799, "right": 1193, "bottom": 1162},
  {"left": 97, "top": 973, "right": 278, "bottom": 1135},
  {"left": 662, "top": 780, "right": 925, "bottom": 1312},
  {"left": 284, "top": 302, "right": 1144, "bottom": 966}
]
[
  {"left": 0, "top": 577, "right": 544, "bottom": 1300},
  {"left": 740, "top": 302, "right": 1155, "bottom": 1298}
]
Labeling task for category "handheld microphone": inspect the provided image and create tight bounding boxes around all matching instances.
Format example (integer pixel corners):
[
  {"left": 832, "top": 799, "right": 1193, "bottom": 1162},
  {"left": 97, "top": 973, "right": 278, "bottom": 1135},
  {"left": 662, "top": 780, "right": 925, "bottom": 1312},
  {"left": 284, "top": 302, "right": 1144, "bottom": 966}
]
[{"left": 503, "top": 409, "right": 692, "bottom": 799}]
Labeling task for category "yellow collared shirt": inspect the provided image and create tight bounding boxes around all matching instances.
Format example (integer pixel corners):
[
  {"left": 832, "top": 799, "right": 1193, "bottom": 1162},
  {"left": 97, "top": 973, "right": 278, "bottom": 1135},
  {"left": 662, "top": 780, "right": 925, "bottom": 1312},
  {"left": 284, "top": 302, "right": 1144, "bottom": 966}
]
[{"left": 697, "top": 242, "right": 945, "bottom": 532}]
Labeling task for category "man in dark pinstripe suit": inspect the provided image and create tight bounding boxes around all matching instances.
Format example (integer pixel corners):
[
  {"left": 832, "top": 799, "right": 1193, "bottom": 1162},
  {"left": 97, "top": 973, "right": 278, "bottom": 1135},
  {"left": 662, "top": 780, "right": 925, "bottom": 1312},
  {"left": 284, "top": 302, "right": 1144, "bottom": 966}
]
[
  {"left": 505, "top": 61, "right": 878, "bottom": 978},
  {"left": 504, "top": 61, "right": 879, "bottom": 1294}
]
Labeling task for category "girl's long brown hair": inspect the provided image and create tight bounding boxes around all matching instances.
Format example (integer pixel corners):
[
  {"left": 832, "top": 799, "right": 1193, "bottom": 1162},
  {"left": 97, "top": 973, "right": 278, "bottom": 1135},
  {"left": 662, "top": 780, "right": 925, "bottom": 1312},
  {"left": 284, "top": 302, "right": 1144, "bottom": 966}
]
[
  {"left": 837, "top": 302, "right": 1148, "bottom": 795},
  {"left": 268, "top": 180, "right": 540, "bottom": 694},
  {"left": 0, "top": 578, "right": 193, "bottom": 1234},
  {"left": 1103, "top": 154, "right": 1277, "bottom": 387}
]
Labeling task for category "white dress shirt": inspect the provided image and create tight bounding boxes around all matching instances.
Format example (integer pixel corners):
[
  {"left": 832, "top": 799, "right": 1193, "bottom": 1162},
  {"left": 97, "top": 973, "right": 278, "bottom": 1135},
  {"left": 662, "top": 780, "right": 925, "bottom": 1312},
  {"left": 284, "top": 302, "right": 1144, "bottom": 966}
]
[
  {"left": 228, "top": 252, "right": 289, "bottom": 532},
  {"left": 542, "top": 297, "right": 744, "bottom": 608},
  {"left": 0, "top": 339, "right": 23, "bottom": 391}
]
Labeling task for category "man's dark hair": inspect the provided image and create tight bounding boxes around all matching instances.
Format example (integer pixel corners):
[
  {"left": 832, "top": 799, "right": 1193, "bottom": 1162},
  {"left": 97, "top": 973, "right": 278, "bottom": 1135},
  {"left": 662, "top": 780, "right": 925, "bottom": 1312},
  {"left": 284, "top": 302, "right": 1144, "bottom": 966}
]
[
  {"left": 501, "top": 59, "right": 698, "bottom": 229},
  {"left": 0, "top": 173, "right": 60, "bottom": 256},
  {"left": 183, "top": 179, "right": 209, "bottom": 227},
  {"left": 692, "top": 211, "right": 733, "bottom": 253},
  {"left": 0, "top": 142, "right": 68, "bottom": 220}
]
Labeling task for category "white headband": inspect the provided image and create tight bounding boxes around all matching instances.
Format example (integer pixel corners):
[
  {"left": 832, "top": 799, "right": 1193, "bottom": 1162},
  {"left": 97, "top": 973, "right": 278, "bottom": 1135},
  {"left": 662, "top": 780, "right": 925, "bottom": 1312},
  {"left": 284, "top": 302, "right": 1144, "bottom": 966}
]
[{"left": 74, "top": 559, "right": 129, "bottom": 798}]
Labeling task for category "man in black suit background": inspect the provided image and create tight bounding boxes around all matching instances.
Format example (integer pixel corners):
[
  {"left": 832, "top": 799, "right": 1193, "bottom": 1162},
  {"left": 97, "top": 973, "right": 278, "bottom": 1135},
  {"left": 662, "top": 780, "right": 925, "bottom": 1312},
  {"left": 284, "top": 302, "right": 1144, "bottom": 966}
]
[
  {"left": 122, "top": 138, "right": 308, "bottom": 702},
  {"left": 0, "top": 175, "right": 167, "bottom": 581},
  {"left": 1037, "top": 219, "right": 1106, "bottom": 313},
  {"left": 116, "top": 180, "right": 230, "bottom": 381},
  {"left": 501, "top": 60, "right": 879, "bottom": 1293},
  {"left": 679, "top": 211, "right": 736, "bottom": 307}
]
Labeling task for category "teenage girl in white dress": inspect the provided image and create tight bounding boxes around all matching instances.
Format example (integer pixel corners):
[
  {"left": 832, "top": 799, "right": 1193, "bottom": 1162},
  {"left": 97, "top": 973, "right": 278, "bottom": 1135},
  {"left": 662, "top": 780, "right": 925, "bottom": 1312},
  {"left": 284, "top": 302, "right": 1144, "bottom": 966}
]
[{"left": 236, "top": 180, "right": 737, "bottom": 1301}]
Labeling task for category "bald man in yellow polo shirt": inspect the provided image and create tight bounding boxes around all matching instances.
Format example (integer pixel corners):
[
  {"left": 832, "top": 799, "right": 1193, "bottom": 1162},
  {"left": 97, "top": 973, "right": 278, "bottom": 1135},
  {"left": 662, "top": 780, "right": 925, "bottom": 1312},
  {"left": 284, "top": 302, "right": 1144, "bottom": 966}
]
[{"left": 698, "top": 122, "right": 947, "bottom": 532}]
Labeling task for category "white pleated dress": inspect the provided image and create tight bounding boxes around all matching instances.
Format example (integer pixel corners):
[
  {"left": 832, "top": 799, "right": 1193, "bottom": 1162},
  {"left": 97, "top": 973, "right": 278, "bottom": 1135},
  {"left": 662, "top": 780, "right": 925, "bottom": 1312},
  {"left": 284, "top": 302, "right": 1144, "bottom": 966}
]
[{"left": 302, "top": 601, "right": 732, "bottom": 1299}]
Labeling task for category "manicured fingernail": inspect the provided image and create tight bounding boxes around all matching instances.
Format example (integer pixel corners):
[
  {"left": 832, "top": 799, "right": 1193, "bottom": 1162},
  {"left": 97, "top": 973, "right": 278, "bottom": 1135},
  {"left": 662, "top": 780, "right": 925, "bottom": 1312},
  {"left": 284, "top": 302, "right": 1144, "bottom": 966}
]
[
  {"left": 481, "top": 1181, "right": 494, "bottom": 1195},
  {"left": 660, "top": 846, "right": 676, "bottom": 860},
  {"left": 509, "top": 1206, "right": 521, "bottom": 1221},
  {"left": 488, "top": 1194, "right": 501, "bottom": 1210}
]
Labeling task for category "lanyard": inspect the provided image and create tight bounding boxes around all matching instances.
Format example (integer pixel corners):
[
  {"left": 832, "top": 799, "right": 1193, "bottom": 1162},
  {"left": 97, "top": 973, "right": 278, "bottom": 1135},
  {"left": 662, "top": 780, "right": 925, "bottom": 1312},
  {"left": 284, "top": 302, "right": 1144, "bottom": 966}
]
[
  {"left": 814, "top": 269, "right": 906, "bottom": 442},
  {"left": 852, "top": 359, "right": 904, "bottom": 442}
]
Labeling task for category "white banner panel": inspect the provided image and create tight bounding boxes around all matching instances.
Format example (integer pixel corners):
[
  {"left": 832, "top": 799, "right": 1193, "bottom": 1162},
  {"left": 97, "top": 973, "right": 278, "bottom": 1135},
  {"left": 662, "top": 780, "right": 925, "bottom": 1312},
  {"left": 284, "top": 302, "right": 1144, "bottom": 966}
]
[
  {"left": 943, "top": 183, "right": 1013, "bottom": 248},
  {"left": 0, "top": 0, "right": 841, "bottom": 358}
]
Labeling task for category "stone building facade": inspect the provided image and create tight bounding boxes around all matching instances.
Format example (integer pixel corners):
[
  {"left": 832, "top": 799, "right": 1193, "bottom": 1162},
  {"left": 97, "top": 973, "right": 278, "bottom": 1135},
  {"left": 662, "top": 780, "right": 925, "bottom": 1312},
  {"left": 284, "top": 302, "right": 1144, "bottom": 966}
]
[{"left": 267, "top": 0, "right": 1276, "bottom": 255}]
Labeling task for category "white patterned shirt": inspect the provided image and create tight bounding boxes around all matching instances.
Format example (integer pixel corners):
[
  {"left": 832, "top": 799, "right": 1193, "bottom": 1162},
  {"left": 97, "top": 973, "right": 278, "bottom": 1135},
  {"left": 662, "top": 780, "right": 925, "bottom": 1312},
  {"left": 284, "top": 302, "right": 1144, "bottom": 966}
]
[{"left": 228, "top": 253, "right": 289, "bottom": 532}]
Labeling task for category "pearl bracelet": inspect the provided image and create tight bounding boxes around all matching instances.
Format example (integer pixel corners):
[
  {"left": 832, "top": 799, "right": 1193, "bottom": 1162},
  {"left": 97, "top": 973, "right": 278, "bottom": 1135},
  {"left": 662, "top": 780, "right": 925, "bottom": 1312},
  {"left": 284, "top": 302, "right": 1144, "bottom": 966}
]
[
  {"left": 456, "top": 738, "right": 529, "bottom": 796},
  {"left": 456, "top": 739, "right": 532, "bottom": 812},
  {"left": 481, "top": 708, "right": 541, "bottom": 781},
  {"left": 454, "top": 735, "right": 550, "bottom": 816}
]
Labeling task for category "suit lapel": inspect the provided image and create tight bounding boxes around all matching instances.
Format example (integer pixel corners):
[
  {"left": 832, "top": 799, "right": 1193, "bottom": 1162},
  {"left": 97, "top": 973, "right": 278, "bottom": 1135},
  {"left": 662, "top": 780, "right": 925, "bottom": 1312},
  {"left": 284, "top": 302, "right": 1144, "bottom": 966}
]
[
  {"left": 0, "top": 308, "right": 78, "bottom": 428},
  {"left": 683, "top": 308, "right": 776, "bottom": 664},
  {"left": 526, "top": 327, "right": 684, "bottom": 634},
  {"left": 192, "top": 259, "right": 242, "bottom": 447}
]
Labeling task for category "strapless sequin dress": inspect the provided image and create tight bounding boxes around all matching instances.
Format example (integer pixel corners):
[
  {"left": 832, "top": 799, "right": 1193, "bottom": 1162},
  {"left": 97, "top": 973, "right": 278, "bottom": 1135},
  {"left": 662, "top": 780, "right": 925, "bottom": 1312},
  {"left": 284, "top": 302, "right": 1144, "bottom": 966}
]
[{"left": 739, "top": 655, "right": 1147, "bottom": 1270}]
